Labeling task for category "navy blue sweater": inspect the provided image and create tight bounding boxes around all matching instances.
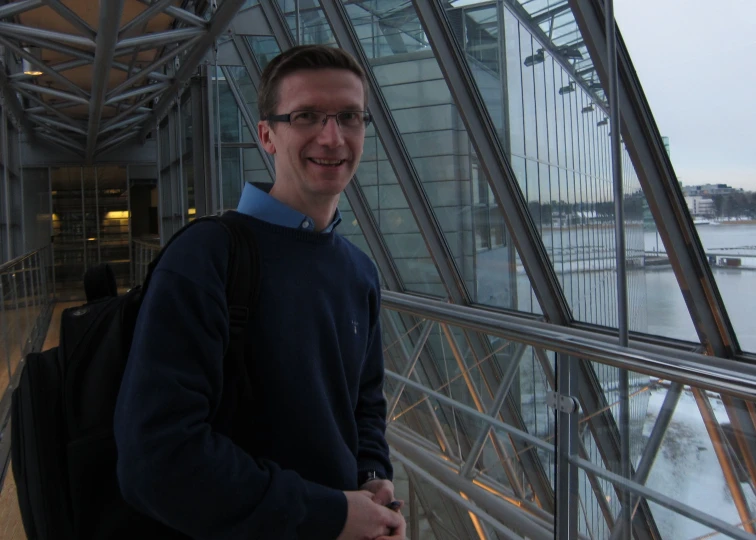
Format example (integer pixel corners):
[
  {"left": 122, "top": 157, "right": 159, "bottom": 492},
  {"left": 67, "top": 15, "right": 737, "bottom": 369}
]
[{"left": 114, "top": 212, "right": 392, "bottom": 539}]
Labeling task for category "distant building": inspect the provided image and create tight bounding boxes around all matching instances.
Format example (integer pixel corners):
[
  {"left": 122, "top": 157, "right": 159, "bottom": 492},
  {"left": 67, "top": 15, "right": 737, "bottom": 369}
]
[
  {"left": 685, "top": 196, "right": 715, "bottom": 216},
  {"left": 682, "top": 183, "right": 740, "bottom": 196}
]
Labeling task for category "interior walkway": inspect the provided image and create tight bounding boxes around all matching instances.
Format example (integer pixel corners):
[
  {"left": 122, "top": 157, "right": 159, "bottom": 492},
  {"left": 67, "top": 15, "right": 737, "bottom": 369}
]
[{"left": 0, "top": 301, "right": 78, "bottom": 540}]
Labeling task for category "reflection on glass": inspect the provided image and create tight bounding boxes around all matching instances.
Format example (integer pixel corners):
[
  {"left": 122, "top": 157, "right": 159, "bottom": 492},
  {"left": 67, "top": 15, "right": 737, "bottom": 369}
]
[
  {"left": 246, "top": 36, "right": 281, "bottom": 71},
  {"left": 278, "top": 0, "right": 336, "bottom": 46}
]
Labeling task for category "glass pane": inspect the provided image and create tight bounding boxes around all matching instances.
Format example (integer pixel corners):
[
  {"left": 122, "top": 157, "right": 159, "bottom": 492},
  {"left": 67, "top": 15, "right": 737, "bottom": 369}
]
[
  {"left": 440, "top": 2, "right": 658, "bottom": 333},
  {"left": 219, "top": 68, "right": 274, "bottom": 186},
  {"left": 96, "top": 166, "right": 130, "bottom": 290},
  {"left": 51, "top": 167, "right": 85, "bottom": 299},
  {"left": 278, "top": 0, "right": 336, "bottom": 47},
  {"left": 358, "top": 126, "right": 443, "bottom": 296},
  {"left": 246, "top": 36, "right": 281, "bottom": 71},
  {"left": 344, "top": 2, "right": 538, "bottom": 308}
]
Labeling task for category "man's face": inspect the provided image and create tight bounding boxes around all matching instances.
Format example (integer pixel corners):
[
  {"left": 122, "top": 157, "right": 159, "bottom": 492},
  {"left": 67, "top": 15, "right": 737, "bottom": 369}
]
[{"left": 258, "top": 68, "right": 366, "bottom": 201}]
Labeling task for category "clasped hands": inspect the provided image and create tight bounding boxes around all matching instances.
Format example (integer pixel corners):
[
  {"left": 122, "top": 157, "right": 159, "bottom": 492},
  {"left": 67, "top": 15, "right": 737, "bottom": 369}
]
[{"left": 337, "top": 479, "right": 406, "bottom": 540}]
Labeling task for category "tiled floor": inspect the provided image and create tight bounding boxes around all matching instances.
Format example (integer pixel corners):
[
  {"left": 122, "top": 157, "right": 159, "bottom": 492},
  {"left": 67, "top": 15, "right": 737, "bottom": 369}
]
[{"left": 0, "top": 301, "right": 79, "bottom": 540}]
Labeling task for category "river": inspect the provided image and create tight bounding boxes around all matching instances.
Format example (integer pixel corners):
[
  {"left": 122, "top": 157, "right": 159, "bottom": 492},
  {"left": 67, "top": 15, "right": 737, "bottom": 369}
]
[{"left": 645, "top": 223, "right": 756, "bottom": 352}]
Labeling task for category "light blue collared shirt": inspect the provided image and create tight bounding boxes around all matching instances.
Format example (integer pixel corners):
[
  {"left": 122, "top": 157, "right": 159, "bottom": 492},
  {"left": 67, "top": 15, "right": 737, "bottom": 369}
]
[{"left": 236, "top": 182, "right": 342, "bottom": 233}]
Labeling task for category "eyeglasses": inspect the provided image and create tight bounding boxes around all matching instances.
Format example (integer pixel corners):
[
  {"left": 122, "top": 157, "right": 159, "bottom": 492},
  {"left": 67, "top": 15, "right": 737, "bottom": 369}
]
[{"left": 264, "top": 110, "right": 372, "bottom": 130}]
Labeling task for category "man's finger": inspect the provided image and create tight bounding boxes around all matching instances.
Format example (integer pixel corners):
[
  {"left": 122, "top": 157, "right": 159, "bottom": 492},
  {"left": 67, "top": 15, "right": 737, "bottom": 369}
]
[{"left": 383, "top": 507, "right": 404, "bottom": 530}]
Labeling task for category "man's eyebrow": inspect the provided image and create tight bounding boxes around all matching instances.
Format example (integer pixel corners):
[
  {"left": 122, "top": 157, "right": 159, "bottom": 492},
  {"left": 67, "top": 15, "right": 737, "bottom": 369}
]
[{"left": 290, "top": 104, "right": 365, "bottom": 111}]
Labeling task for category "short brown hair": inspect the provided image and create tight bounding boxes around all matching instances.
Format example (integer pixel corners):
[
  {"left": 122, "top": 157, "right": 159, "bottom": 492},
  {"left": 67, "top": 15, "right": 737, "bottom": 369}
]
[{"left": 258, "top": 45, "right": 368, "bottom": 121}]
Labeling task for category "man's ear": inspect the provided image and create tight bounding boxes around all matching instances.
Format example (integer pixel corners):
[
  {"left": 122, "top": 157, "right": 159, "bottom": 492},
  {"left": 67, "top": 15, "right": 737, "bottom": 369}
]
[{"left": 258, "top": 121, "right": 276, "bottom": 155}]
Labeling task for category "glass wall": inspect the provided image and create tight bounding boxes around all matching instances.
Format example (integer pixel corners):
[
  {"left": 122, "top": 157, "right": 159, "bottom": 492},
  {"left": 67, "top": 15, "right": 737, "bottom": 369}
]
[{"left": 51, "top": 166, "right": 129, "bottom": 299}]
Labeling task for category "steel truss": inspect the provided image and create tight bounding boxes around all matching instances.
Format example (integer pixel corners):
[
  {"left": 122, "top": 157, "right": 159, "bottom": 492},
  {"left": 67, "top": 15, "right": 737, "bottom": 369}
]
[
  {"left": 382, "top": 291, "right": 756, "bottom": 540},
  {"left": 0, "top": 0, "right": 246, "bottom": 161}
]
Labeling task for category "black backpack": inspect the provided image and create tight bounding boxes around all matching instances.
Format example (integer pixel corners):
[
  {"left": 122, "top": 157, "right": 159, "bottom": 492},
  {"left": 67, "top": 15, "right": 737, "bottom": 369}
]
[{"left": 10, "top": 211, "right": 260, "bottom": 540}]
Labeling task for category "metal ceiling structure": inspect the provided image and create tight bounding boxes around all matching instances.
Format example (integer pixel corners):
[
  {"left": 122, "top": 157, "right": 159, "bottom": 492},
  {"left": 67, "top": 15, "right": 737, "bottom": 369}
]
[{"left": 0, "top": 0, "right": 245, "bottom": 162}]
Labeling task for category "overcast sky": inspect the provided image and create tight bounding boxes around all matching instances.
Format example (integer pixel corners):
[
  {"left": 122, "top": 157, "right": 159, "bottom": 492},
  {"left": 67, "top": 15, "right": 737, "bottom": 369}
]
[{"left": 614, "top": 0, "right": 756, "bottom": 191}]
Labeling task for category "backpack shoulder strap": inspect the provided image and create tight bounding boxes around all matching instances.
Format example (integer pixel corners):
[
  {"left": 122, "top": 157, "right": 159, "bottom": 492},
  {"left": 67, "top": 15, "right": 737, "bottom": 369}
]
[
  {"left": 217, "top": 211, "right": 261, "bottom": 335},
  {"left": 141, "top": 216, "right": 224, "bottom": 294},
  {"left": 213, "top": 211, "right": 261, "bottom": 440},
  {"left": 142, "top": 214, "right": 260, "bottom": 314}
]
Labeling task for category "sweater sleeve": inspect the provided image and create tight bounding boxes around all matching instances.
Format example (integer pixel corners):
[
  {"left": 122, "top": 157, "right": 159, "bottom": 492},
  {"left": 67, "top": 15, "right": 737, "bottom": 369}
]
[
  {"left": 114, "top": 222, "right": 347, "bottom": 540},
  {"left": 355, "top": 282, "right": 394, "bottom": 484}
]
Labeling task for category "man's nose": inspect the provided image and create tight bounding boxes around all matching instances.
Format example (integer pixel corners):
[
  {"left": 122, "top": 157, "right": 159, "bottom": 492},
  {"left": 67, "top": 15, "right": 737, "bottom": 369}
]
[{"left": 316, "top": 116, "right": 345, "bottom": 147}]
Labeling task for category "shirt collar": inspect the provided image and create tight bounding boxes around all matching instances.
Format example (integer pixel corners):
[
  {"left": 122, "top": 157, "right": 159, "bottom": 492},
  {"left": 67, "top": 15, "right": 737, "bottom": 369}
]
[{"left": 236, "top": 182, "right": 342, "bottom": 233}]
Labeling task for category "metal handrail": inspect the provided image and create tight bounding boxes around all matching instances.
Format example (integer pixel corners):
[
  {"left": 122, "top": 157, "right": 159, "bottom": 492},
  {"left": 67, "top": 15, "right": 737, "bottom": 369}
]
[
  {"left": 0, "top": 245, "right": 55, "bottom": 486},
  {"left": 381, "top": 290, "right": 756, "bottom": 401},
  {"left": 131, "top": 239, "right": 161, "bottom": 287}
]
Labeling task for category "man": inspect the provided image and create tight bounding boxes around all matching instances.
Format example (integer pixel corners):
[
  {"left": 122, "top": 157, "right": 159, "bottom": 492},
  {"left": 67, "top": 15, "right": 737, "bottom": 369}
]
[{"left": 114, "top": 45, "right": 406, "bottom": 539}]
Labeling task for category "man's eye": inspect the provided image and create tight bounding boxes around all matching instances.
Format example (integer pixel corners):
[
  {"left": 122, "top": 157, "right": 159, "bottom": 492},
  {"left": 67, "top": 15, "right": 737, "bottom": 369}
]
[
  {"left": 340, "top": 112, "right": 363, "bottom": 126},
  {"left": 292, "top": 111, "right": 319, "bottom": 123}
]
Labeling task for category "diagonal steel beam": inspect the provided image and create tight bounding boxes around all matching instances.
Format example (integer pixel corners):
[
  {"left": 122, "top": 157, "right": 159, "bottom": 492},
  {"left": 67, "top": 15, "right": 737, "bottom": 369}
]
[
  {"left": 11, "top": 58, "right": 90, "bottom": 78},
  {"left": 36, "top": 130, "right": 84, "bottom": 153},
  {"left": 86, "top": 0, "right": 125, "bottom": 162},
  {"left": 105, "top": 82, "right": 171, "bottom": 106},
  {"left": 0, "top": 0, "right": 42, "bottom": 20},
  {"left": 138, "top": 0, "right": 247, "bottom": 141},
  {"left": 41, "top": 0, "right": 96, "bottom": 40},
  {"left": 440, "top": 323, "right": 527, "bottom": 500},
  {"left": 13, "top": 80, "right": 89, "bottom": 105},
  {"left": 11, "top": 59, "right": 90, "bottom": 82},
  {"left": 27, "top": 101, "right": 83, "bottom": 114},
  {"left": 0, "top": 35, "right": 88, "bottom": 98},
  {"left": 0, "top": 21, "right": 95, "bottom": 49},
  {"left": 116, "top": 27, "right": 205, "bottom": 52},
  {"left": 108, "top": 36, "right": 203, "bottom": 100},
  {"left": 28, "top": 113, "right": 87, "bottom": 136},
  {"left": 460, "top": 342, "right": 528, "bottom": 478},
  {"left": 103, "top": 85, "right": 170, "bottom": 133},
  {"left": 97, "top": 128, "right": 140, "bottom": 153},
  {"left": 15, "top": 86, "right": 83, "bottom": 127},
  {"left": 33, "top": 125, "right": 85, "bottom": 150},
  {"left": 386, "top": 319, "right": 435, "bottom": 419},
  {"left": 99, "top": 113, "right": 151, "bottom": 136},
  {"left": 136, "top": 0, "right": 208, "bottom": 27},
  {"left": 111, "top": 60, "right": 171, "bottom": 81},
  {"left": 119, "top": 0, "right": 177, "bottom": 39},
  {"left": 609, "top": 381, "right": 683, "bottom": 540},
  {"left": 4, "top": 31, "right": 94, "bottom": 62}
]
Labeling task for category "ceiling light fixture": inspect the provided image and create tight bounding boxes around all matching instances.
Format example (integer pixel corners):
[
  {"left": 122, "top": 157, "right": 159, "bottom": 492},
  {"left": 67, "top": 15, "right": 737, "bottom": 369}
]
[
  {"left": 22, "top": 47, "right": 42, "bottom": 76},
  {"left": 558, "top": 82, "right": 575, "bottom": 95},
  {"left": 523, "top": 49, "right": 545, "bottom": 67}
]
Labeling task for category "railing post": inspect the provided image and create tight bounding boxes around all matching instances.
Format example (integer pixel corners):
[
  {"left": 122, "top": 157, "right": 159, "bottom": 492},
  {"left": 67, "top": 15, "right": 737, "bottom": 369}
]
[
  {"left": 0, "top": 278, "right": 10, "bottom": 382},
  {"left": 555, "top": 353, "right": 580, "bottom": 539},
  {"left": 20, "top": 258, "right": 31, "bottom": 356}
]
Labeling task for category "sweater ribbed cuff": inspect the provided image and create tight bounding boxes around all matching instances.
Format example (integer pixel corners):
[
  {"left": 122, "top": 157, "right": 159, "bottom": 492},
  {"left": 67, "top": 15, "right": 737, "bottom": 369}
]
[
  {"left": 357, "top": 459, "right": 393, "bottom": 485},
  {"left": 300, "top": 482, "right": 347, "bottom": 540}
]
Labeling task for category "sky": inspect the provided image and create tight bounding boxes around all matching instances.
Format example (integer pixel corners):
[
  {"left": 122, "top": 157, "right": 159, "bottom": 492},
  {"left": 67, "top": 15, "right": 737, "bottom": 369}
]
[{"left": 614, "top": 0, "right": 756, "bottom": 191}]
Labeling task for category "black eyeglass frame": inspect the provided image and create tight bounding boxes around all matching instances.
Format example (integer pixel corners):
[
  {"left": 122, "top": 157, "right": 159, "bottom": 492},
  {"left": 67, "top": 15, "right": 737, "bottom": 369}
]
[{"left": 263, "top": 110, "right": 373, "bottom": 128}]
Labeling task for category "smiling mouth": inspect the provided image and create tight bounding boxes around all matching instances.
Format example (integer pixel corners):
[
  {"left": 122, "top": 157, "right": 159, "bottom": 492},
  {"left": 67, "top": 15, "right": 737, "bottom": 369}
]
[{"left": 308, "top": 158, "right": 345, "bottom": 167}]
